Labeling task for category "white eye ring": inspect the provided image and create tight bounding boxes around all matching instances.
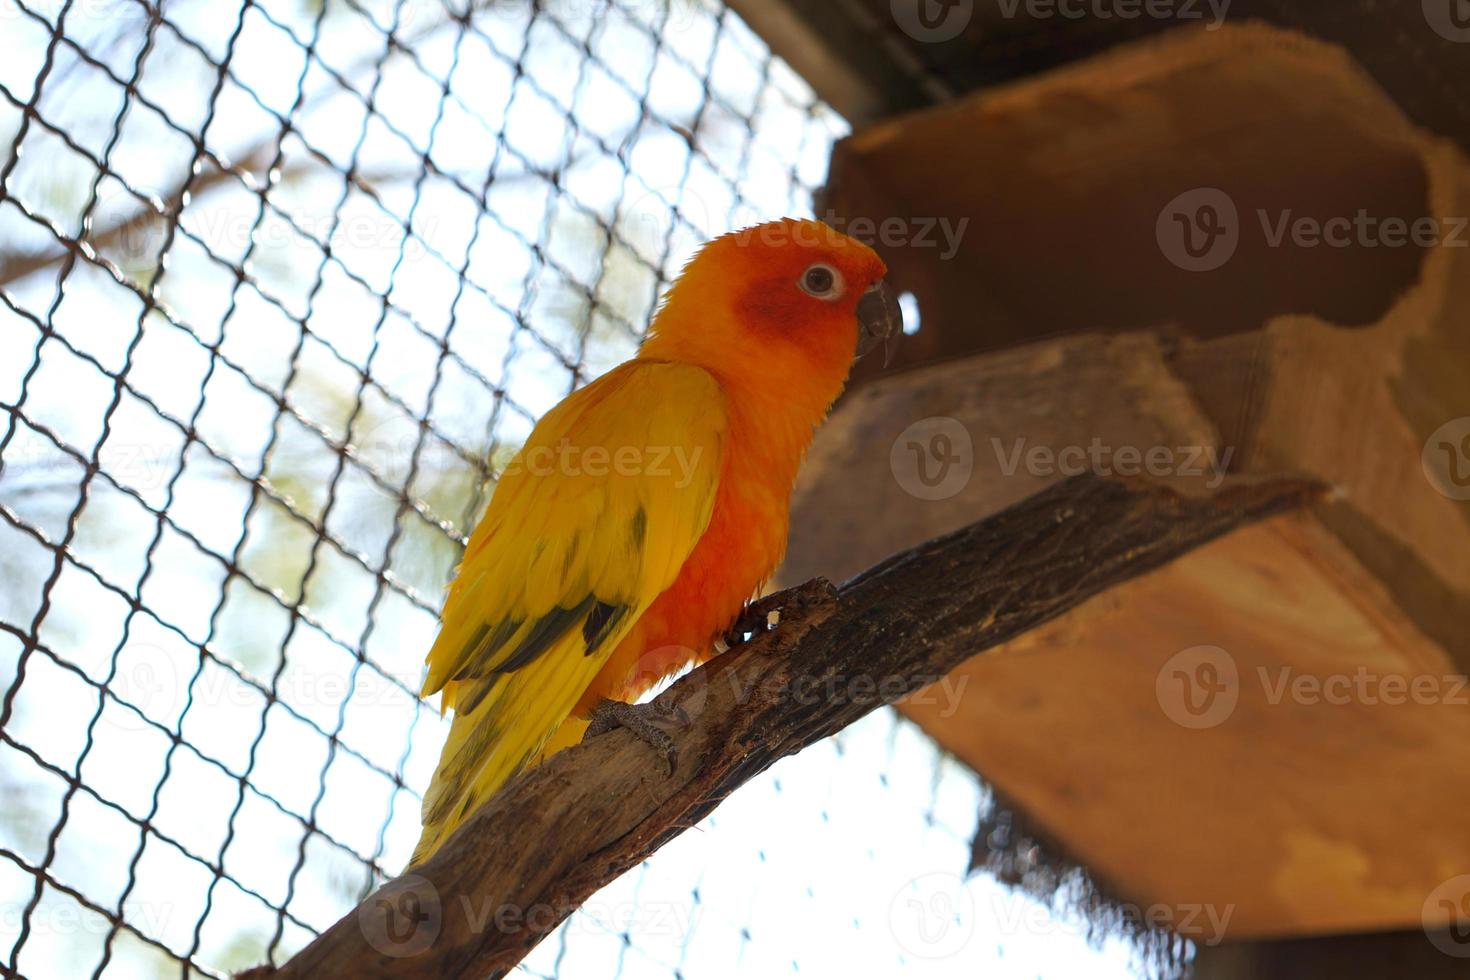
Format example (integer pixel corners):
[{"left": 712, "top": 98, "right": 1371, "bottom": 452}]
[{"left": 798, "top": 262, "right": 844, "bottom": 301}]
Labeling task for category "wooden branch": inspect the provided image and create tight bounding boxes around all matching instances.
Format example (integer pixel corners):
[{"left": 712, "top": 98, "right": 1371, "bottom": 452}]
[{"left": 251, "top": 473, "right": 1321, "bottom": 980}]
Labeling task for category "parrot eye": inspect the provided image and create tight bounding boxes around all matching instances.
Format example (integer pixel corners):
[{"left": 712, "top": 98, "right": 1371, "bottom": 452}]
[{"left": 798, "top": 263, "right": 843, "bottom": 301}]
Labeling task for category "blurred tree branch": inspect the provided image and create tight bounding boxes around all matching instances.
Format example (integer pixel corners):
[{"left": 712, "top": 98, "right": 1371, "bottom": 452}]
[
  {"left": 0, "top": 156, "right": 482, "bottom": 289},
  {"left": 242, "top": 473, "right": 1322, "bottom": 980},
  {"left": 0, "top": 5, "right": 534, "bottom": 290}
]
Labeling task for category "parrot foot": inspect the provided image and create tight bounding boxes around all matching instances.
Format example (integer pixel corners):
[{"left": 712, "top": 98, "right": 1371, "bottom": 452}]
[
  {"left": 583, "top": 699, "right": 689, "bottom": 775},
  {"left": 722, "top": 590, "right": 791, "bottom": 648}
]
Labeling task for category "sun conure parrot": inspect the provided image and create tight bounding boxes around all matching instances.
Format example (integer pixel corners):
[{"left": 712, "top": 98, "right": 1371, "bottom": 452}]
[{"left": 411, "top": 217, "right": 901, "bottom": 865}]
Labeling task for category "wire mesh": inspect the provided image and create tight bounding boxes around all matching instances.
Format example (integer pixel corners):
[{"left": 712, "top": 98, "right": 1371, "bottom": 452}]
[
  {"left": 0, "top": 2, "right": 1175, "bottom": 978},
  {"left": 0, "top": 0, "right": 845, "bottom": 973}
]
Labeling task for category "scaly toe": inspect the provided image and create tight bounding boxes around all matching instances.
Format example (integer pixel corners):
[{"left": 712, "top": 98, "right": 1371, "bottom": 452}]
[{"left": 583, "top": 699, "right": 685, "bottom": 776}]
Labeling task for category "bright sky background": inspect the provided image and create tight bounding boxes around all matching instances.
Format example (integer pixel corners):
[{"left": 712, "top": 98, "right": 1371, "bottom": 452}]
[{"left": 0, "top": 0, "right": 1162, "bottom": 977}]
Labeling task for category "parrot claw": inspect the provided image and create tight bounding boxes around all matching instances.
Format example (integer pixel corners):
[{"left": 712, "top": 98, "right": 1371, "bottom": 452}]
[
  {"left": 722, "top": 591, "right": 789, "bottom": 648},
  {"left": 583, "top": 699, "right": 689, "bottom": 775}
]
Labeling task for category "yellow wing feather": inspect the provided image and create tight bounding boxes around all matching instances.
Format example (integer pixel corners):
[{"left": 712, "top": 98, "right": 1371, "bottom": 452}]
[{"left": 411, "top": 360, "right": 726, "bottom": 864}]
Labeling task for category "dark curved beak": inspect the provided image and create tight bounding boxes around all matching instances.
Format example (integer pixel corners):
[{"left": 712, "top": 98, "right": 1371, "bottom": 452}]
[{"left": 855, "top": 280, "right": 903, "bottom": 368}]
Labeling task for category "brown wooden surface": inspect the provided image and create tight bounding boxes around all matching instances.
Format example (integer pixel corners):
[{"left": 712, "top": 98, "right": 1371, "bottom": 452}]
[
  {"left": 791, "top": 21, "right": 1470, "bottom": 942},
  {"left": 244, "top": 474, "right": 1315, "bottom": 979},
  {"left": 783, "top": 327, "right": 1467, "bottom": 938},
  {"left": 1192, "top": 929, "right": 1470, "bottom": 980},
  {"left": 825, "top": 24, "right": 1439, "bottom": 380},
  {"left": 903, "top": 514, "right": 1470, "bottom": 938},
  {"left": 736, "top": 0, "right": 1470, "bottom": 156}
]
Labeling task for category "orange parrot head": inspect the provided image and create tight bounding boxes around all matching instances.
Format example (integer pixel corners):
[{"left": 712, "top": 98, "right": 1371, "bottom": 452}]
[{"left": 640, "top": 218, "right": 902, "bottom": 399}]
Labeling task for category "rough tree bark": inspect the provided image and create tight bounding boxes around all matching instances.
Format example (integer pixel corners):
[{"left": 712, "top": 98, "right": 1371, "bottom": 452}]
[{"left": 245, "top": 473, "right": 1320, "bottom": 980}]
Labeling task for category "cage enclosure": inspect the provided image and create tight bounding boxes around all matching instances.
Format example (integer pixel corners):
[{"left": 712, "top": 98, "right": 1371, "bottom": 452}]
[{"left": 1, "top": 2, "right": 1468, "bottom": 979}]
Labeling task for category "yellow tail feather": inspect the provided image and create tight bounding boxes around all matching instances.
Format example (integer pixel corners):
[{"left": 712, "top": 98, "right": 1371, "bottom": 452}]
[{"left": 410, "top": 633, "right": 605, "bottom": 866}]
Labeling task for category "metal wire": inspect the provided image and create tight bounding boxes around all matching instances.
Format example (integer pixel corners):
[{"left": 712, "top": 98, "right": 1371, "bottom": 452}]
[{"left": 0, "top": 0, "right": 845, "bottom": 975}]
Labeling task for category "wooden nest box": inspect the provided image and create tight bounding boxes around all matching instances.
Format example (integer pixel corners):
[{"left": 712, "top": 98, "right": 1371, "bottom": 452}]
[{"left": 781, "top": 21, "right": 1470, "bottom": 975}]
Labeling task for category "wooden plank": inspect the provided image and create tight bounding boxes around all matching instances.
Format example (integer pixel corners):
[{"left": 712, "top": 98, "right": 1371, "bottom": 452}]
[
  {"left": 823, "top": 24, "right": 1434, "bottom": 381},
  {"left": 782, "top": 324, "right": 1467, "bottom": 937},
  {"left": 902, "top": 513, "right": 1470, "bottom": 938}
]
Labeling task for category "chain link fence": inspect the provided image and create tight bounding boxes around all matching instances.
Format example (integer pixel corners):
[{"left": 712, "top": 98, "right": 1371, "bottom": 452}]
[{"left": 0, "top": 1, "right": 1178, "bottom": 977}]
